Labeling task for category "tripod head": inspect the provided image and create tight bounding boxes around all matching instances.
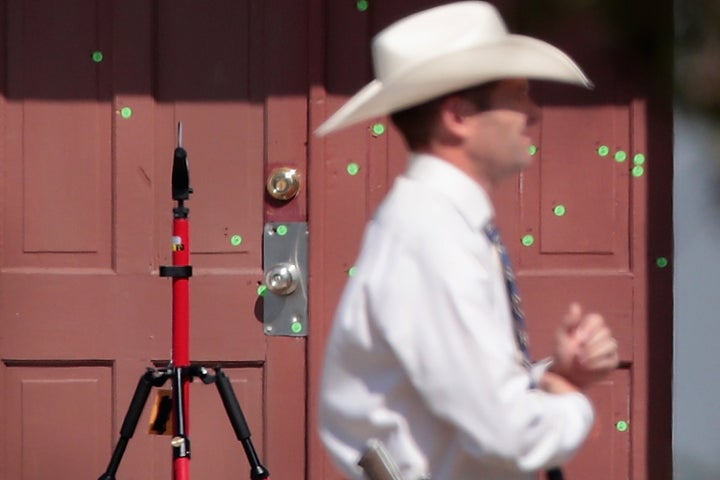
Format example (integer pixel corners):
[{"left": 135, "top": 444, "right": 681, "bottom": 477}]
[{"left": 172, "top": 122, "right": 193, "bottom": 203}]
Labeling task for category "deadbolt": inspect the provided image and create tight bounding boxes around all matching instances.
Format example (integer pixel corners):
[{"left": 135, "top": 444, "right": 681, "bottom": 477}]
[
  {"left": 264, "top": 262, "right": 300, "bottom": 295},
  {"left": 266, "top": 168, "right": 301, "bottom": 200}
]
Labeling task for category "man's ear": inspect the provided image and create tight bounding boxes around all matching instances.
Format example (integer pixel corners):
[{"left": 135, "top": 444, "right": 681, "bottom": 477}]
[{"left": 438, "top": 96, "right": 474, "bottom": 140}]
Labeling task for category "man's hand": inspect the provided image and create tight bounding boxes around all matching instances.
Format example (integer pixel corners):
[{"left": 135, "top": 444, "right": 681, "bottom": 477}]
[{"left": 551, "top": 303, "right": 620, "bottom": 389}]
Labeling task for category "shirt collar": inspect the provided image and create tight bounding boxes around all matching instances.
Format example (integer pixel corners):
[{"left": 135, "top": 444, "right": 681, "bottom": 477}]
[{"left": 404, "top": 153, "right": 494, "bottom": 231}]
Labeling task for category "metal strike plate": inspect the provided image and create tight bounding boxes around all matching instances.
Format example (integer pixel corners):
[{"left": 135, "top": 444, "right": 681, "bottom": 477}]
[{"left": 262, "top": 222, "right": 308, "bottom": 336}]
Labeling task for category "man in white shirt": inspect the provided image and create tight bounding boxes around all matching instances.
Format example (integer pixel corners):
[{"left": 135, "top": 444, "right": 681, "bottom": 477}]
[{"left": 315, "top": 3, "right": 620, "bottom": 479}]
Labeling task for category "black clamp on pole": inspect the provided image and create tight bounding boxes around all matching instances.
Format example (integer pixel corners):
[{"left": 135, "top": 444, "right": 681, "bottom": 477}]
[
  {"left": 171, "top": 122, "right": 192, "bottom": 217},
  {"left": 159, "top": 265, "right": 193, "bottom": 278}
]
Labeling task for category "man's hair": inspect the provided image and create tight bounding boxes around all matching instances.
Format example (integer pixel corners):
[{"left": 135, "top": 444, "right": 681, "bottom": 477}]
[
  {"left": 390, "top": 82, "right": 500, "bottom": 150},
  {"left": 389, "top": 98, "right": 445, "bottom": 150}
]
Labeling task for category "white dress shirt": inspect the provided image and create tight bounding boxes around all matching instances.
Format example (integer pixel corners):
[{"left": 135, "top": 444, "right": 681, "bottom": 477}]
[{"left": 319, "top": 154, "right": 594, "bottom": 480}]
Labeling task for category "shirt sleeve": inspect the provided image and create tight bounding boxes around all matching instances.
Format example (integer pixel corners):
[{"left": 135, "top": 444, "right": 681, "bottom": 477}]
[
  {"left": 364, "top": 223, "right": 594, "bottom": 473},
  {"left": 531, "top": 357, "right": 554, "bottom": 386}
]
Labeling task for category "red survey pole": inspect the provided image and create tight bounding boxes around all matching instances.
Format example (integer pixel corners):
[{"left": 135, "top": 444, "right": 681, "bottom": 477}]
[
  {"left": 171, "top": 216, "right": 191, "bottom": 480},
  {"left": 167, "top": 123, "right": 193, "bottom": 480}
]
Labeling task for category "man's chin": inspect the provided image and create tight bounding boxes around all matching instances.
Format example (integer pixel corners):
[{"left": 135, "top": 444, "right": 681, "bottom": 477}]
[{"left": 516, "top": 154, "right": 534, "bottom": 171}]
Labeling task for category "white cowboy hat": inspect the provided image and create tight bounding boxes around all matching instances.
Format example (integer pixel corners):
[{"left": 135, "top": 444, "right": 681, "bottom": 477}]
[{"left": 315, "top": 1, "right": 593, "bottom": 136}]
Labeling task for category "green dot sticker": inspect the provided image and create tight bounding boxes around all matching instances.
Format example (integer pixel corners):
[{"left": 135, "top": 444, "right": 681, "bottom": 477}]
[
  {"left": 275, "top": 225, "right": 288, "bottom": 236},
  {"left": 230, "top": 235, "right": 243, "bottom": 246},
  {"left": 597, "top": 145, "right": 610, "bottom": 157},
  {"left": 120, "top": 107, "right": 133, "bottom": 119},
  {"left": 348, "top": 266, "right": 358, "bottom": 277},
  {"left": 371, "top": 123, "right": 386, "bottom": 136},
  {"left": 656, "top": 257, "right": 669, "bottom": 268},
  {"left": 616, "top": 420, "right": 629, "bottom": 432},
  {"left": 356, "top": 0, "right": 369, "bottom": 11},
  {"left": 614, "top": 150, "right": 628, "bottom": 163},
  {"left": 521, "top": 234, "right": 535, "bottom": 247},
  {"left": 291, "top": 322, "right": 303, "bottom": 334},
  {"left": 347, "top": 163, "right": 360, "bottom": 176},
  {"left": 528, "top": 145, "right": 538, "bottom": 156},
  {"left": 257, "top": 285, "right": 268, "bottom": 297},
  {"left": 92, "top": 51, "right": 104, "bottom": 63},
  {"left": 632, "top": 166, "right": 645, "bottom": 177},
  {"left": 633, "top": 153, "right": 646, "bottom": 165},
  {"left": 553, "top": 205, "right": 566, "bottom": 217}
]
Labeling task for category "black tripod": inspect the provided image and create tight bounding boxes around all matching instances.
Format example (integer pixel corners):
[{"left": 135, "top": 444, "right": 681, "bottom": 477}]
[
  {"left": 98, "top": 366, "right": 270, "bottom": 480},
  {"left": 98, "top": 124, "right": 269, "bottom": 480}
]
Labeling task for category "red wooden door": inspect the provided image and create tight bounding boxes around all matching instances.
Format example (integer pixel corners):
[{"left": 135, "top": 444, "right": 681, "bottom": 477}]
[
  {"left": 0, "top": 1, "right": 307, "bottom": 479},
  {"left": 308, "top": 2, "right": 672, "bottom": 480}
]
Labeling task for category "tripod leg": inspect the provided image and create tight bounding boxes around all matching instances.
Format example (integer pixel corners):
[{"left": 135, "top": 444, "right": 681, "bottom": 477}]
[
  {"left": 214, "top": 368, "right": 270, "bottom": 480},
  {"left": 98, "top": 369, "right": 168, "bottom": 480}
]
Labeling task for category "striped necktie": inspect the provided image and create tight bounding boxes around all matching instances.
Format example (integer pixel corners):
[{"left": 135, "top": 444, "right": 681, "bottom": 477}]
[
  {"left": 483, "top": 221, "right": 531, "bottom": 363},
  {"left": 484, "top": 222, "right": 565, "bottom": 480}
]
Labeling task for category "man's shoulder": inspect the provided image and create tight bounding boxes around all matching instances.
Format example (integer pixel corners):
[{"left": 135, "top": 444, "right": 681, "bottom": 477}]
[{"left": 374, "top": 176, "right": 474, "bottom": 242}]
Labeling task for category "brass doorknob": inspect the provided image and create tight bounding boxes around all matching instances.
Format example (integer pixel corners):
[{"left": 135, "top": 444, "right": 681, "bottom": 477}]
[
  {"left": 264, "top": 262, "right": 300, "bottom": 295},
  {"left": 266, "top": 168, "right": 301, "bottom": 200}
]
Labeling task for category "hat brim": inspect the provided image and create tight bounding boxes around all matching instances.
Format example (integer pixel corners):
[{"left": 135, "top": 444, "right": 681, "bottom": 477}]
[{"left": 315, "top": 35, "right": 592, "bottom": 136}]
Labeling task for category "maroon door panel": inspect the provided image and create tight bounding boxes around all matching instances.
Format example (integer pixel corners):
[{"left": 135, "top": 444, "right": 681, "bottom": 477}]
[
  {"left": 565, "top": 369, "right": 631, "bottom": 480},
  {"left": 3, "top": 0, "right": 113, "bottom": 270},
  {"left": 2, "top": 363, "right": 113, "bottom": 479},
  {"left": 518, "top": 102, "right": 631, "bottom": 268}
]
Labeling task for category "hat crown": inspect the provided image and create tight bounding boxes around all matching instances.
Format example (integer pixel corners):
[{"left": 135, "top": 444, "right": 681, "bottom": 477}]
[{"left": 372, "top": 2, "right": 508, "bottom": 81}]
